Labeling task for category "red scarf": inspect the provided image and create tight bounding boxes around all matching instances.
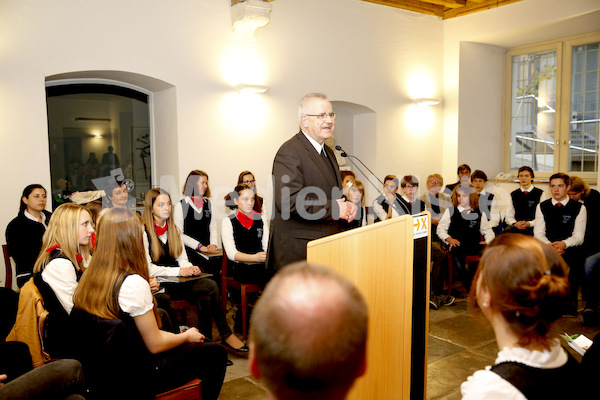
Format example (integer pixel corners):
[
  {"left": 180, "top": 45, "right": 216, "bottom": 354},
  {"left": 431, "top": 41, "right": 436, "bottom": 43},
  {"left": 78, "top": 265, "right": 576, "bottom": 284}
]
[
  {"left": 191, "top": 196, "right": 204, "bottom": 209},
  {"left": 236, "top": 210, "right": 258, "bottom": 230},
  {"left": 154, "top": 222, "right": 168, "bottom": 237},
  {"left": 46, "top": 243, "right": 83, "bottom": 264}
]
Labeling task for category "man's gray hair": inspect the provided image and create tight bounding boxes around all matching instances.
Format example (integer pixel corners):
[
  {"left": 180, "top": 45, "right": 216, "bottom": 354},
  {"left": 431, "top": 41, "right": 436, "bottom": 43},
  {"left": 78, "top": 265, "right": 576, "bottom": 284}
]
[{"left": 298, "top": 93, "right": 329, "bottom": 121}]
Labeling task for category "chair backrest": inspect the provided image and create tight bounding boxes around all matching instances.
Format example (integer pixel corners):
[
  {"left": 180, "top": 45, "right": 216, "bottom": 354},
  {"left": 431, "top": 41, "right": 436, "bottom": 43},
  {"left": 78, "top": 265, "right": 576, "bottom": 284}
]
[
  {"left": 2, "top": 244, "right": 13, "bottom": 289},
  {"left": 69, "top": 308, "right": 154, "bottom": 400}
]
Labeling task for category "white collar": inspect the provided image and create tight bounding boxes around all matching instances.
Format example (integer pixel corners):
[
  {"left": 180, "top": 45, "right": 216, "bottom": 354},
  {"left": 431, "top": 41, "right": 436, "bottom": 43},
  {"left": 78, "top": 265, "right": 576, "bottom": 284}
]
[
  {"left": 521, "top": 184, "right": 534, "bottom": 192},
  {"left": 457, "top": 205, "right": 471, "bottom": 212},
  {"left": 551, "top": 197, "right": 570, "bottom": 206},
  {"left": 184, "top": 196, "right": 204, "bottom": 212},
  {"left": 401, "top": 194, "right": 415, "bottom": 204},
  {"left": 301, "top": 130, "right": 324, "bottom": 154},
  {"left": 24, "top": 209, "right": 47, "bottom": 226}
]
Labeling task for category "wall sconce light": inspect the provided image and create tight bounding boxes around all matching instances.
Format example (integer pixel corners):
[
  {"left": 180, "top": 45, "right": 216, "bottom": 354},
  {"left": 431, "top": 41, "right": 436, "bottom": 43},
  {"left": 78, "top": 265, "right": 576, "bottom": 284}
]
[
  {"left": 414, "top": 98, "right": 442, "bottom": 105},
  {"left": 234, "top": 84, "right": 270, "bottom": 94},
  {"left": 231, "top": 0, "right": 273, "bottom": 36}
]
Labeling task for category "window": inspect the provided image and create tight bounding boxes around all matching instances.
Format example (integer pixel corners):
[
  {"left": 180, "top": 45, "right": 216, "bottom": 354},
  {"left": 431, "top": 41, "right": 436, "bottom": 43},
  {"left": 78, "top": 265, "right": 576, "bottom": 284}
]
[
  {"left": 505, "top": 32, "right": 600, "bottom": 178},
  {"left": 46, "top": 83, "right": 151, "bottom": 208}
]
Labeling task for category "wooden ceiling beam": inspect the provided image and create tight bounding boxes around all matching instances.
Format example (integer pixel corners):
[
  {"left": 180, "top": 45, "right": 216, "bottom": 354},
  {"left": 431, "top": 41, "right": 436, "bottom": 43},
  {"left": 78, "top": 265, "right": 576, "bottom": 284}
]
[
  {"left": 444, "top": 0, "right": 521, "bottom": 19},
  {"left": 362, "top": 0, "right": 444, "bottom": 17},
  {"left": 427, "top": 0, "right": 466, "bottom": 8}
]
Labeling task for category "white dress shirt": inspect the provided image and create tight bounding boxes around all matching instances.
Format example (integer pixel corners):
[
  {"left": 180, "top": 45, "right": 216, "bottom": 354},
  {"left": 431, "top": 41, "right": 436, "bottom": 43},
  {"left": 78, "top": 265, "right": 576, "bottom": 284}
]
[
  {"left": 436, "top": 205, "right": 495, "bottom": 244},
  {"left": 144, "top": 229, "right": 193, "bottom": 277},
  {"left": 533, "top": 197, "right": 587, "bottom": 248},
  {"left": 221, "top": 214, "right": 269, "bottom": 262},
  {"left": 478, "top": 189, "right": 501, "bottom": 228},
  {"left": 173, "top": 196, "right": 219, "bottom": 251},
  {"left": 504, "top": 185, "right": 548, "bottom": 227}
]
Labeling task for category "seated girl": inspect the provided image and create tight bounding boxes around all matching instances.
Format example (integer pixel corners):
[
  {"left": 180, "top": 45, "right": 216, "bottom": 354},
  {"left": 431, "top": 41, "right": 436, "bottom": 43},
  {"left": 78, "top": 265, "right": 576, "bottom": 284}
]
[
  {"left": 373, "top": 175, "right": 408, "bottom": 221},
  {"left": 33, "top": 203, "right": 94, "bottom": 357},
  {"left": 224, "top": 170, "right": 266, "bottom": 216},
  {"left": 221, "top": 184, "right": 269, "bottom": 286},
  {"left": 341, "top": 179, "right": 367, "bottom": 230},
  {"left": 72, "top": 208, "right": 227, "bottom": 399},
  {"left": 461, "top": 234, "right": 582, "bottom": 399},
  {"left": 437, "top": 185, "right": 494, "bottom": 293},
  {"left": 6, "top": 184, "right": 52, "bottom": 287},
  {"left": 173, "top": 170, "right": 220, "bottom": 276},
  {"left": 143, "top": 188, "right": 247, "bottom": 354}
]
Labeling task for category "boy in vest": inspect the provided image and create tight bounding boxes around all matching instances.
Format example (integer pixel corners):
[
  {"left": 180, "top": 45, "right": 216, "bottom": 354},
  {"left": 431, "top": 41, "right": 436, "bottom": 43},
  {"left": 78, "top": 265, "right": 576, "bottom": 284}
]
[
  {"left": 471, "top": 170, "right": 500, "bottom": 230},
  {"left": 534, "top": 173, "right": 587, "bottom": 316},
  {"left": 505, "top": 166, "right": 546, "bottom": 235}
]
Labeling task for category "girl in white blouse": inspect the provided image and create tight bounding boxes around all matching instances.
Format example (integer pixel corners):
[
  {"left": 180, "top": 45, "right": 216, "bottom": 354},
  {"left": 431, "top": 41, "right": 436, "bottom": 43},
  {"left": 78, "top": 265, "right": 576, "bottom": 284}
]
[
  {"left": 461, "top": 234, "right": 582, "bottom": 399},
  {"left": 72, "top": 208, "right": 227, "bottom": 399}
]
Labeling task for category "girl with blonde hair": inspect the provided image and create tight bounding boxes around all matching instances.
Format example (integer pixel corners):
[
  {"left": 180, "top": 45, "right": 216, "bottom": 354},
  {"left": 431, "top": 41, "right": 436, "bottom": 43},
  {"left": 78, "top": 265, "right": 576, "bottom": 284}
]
[
  {"left": 30, "top": 202, "right": 94, "bottom": 359},
  {"left": 143, "top": 188, "right": 248, "bottom": 355},
  {"left": 72, "top": 208, "right": 227, "bottom": 399}
]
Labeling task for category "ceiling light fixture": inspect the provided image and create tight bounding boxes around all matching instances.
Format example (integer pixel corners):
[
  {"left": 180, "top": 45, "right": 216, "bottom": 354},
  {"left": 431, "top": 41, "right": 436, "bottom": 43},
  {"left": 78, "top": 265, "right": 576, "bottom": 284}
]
[{"left": 231, "top": 0, "right": 273, "bottom": 36}]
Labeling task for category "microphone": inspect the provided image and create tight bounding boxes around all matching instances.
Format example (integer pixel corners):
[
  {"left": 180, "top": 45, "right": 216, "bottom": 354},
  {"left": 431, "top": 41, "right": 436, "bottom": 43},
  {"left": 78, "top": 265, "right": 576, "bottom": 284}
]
[
  {"left": 334, "top": 145, "right": 409, "bottom": 216},
  {"left": 334, "top": 145, "right": 348, "bottom": 158}
]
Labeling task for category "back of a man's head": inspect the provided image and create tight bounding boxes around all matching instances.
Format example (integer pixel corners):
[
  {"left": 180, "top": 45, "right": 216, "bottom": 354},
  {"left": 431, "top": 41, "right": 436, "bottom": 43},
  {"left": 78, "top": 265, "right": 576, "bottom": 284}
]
[{"left": 249, "top": 262, "right": 368, "bottom": 400}]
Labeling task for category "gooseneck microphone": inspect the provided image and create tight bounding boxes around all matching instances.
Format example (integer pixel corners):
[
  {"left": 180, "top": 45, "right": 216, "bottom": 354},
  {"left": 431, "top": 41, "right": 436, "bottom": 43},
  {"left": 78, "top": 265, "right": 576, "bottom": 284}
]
[{"left": 334, "top": 145, "right": 409, "bottom": 216}]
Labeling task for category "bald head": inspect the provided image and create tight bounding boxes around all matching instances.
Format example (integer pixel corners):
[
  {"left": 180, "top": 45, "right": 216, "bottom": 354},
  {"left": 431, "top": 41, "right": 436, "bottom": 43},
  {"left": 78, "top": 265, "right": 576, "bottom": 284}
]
[{"left": 250, "top": 262, "right": 368, "bottom": 400}]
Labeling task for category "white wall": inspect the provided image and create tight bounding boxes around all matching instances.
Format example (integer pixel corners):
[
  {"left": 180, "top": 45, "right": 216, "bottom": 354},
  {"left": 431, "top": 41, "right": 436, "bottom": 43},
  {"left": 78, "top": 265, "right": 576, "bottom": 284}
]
[{"left": 443, "top": 0, "right": 600, "bottom": 184}]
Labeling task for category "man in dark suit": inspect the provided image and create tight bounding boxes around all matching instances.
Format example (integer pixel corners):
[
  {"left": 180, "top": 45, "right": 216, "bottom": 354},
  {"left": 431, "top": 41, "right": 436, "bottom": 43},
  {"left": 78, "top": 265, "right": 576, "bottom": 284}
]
[{"left": 267, "top": 93, "right": 356, "bottom": 272}]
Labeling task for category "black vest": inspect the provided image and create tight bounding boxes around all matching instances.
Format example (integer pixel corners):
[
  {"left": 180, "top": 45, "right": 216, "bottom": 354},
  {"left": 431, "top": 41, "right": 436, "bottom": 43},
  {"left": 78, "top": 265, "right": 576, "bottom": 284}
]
[
  {"left": 398, "top": 197, "right": 425, "bottom": 216},
  {"left": 341, "top": 207, "right": 365, "bottom": 230},
  {"left": 511, "top": 187, "right": 543, "bottom": 222},
  {"left": 145, "top": 228, "right": 178, "bottom": 267},
  {"left": 539, "top": 199, "right": 582, "bottom": 242},
  {"left": 478, "top": 192, "right": 495, "bottom": 221},
  {"left": 448, "top": 207, "right": 482, "bottom": 251},
  {"left": 35, "top": 250, "right": 82, "bottom": 359},
  {"left": 229, "top": 214, "right": 264, "bottom": 255},
  {"left": 180, "top": 198, "right": 211, "bottom": 245},
  {"left": 375, "top": 194, "right": 408, "bottom": 222},
  {"left": 491, "top": 352, "right": 582, "bottom": 400}
]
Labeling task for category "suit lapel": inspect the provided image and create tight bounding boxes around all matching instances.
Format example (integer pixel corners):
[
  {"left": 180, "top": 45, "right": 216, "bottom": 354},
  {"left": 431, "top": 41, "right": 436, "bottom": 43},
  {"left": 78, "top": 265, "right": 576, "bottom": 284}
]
[{"left": 296, "top": 132, "right": 340, "bottom": 191}]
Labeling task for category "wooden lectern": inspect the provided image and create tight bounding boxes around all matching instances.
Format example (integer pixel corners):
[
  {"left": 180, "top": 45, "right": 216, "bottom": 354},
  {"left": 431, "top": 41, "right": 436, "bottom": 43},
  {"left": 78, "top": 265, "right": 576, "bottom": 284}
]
[{"left": 307, "top": 213, "right": 431, "bottom": 400}]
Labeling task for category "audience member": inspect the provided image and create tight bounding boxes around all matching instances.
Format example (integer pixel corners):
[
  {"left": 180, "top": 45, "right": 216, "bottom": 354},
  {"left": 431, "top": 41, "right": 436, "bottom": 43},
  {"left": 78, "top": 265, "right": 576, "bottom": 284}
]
[
  {"left": 340, "top": 170, "right": 356, "bottom": 188},
  {"left": 221, "top": 184, "right": 269, "bottom": 286},
  {"left": 437, "top": 185, "right": 494, "bottom": 293},
  {"left": 568, "top": 176, "right": 600, "bottom": 325},
  {"left": 237, "top": 170, "right": 265, "bottom": 214},
  {"left": 373, "top": 175, "right": 406, "bottom": 221},
  {"left": 72, "top": 208, "right": 227, "bottom": 399},
  {"left": 249, "top": 262, "right": 368, "bottom": 400},
  {"left": 421, "top": 174, "right": 454, "bottom": 309},
  {"left": 504, "top": 166, "right": 545, "bottom": 235},
  {"left": 5, "top": 184, "right": 52, "bottom": 287},
  {"left": 341, "top": 179, "right": 367, "bottom": 229},
  {"left": 534, "top": 173, "right": 586, "bottom": 316},
  {"left": 143, "top": 188, "right": 247, "bottom": 355},
  {"left": 461, "top": 234, "right": 582, "bottom": 399},
  {"left": 173, "top": 170, "right": 220, "bottom": 277},
  {"left": 398, "top": 175, "right": 425, "bottom": 215},
  {"left": 470, "top": 170, "right": 500, "bottom": 229},
  {"left": 443, "top": 164, "right": 471, "bottom": 196}
]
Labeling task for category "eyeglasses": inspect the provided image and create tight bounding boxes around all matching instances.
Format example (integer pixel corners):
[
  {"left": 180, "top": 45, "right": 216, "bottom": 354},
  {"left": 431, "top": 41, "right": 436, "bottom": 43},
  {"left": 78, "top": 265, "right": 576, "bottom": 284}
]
[
  {"left": 305, "top": 113, "right": 336, "bottom": 120},
  {"left": 429, "top": 180, "right": 441, "bottom": 184},
  {"left": 243, "top": 179, "right": 255, "bottom": 184}
]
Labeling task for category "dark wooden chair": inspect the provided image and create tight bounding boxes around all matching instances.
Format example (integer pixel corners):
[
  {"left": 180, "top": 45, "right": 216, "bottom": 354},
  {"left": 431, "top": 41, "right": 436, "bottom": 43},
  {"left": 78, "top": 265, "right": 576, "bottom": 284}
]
[
  {"left": 220, "top": 249, "right": 261, "bottom": 341},
  {"left": 3, "top": 244, "right": 13, "bottom": 289}
]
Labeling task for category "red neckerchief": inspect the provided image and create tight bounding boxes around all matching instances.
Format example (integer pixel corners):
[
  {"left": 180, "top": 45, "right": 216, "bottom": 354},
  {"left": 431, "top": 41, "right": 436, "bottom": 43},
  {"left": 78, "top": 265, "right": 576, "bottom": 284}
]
[
  {"left": 154, "top": 222, "right": 168, "bottom": 237},
  {"left": 236, "top": 210, "right": 257, "bottom": 230},
  {"left": 191, "top": 196, "right": 204, "bottom": 209},
  {"left": 46, "top": 243, "right": 83, "bottom": 264},
  {"left": 91, "top": 232, "right": 96, "bottom": 250}
]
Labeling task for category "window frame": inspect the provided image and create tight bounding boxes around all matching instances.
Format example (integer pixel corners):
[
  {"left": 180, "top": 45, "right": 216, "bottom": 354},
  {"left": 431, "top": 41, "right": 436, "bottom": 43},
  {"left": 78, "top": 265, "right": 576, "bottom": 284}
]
[{"left": 504, "top": 31, "right": 600, "bottom": 181}]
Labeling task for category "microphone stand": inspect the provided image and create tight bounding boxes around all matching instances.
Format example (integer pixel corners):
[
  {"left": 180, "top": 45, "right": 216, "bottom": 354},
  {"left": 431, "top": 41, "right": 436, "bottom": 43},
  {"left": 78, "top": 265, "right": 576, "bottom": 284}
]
[{"left": 335, "top": 145, "right": 409, "bottom": 216}]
